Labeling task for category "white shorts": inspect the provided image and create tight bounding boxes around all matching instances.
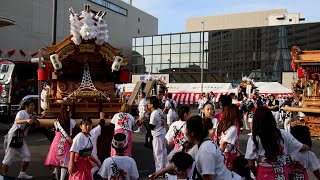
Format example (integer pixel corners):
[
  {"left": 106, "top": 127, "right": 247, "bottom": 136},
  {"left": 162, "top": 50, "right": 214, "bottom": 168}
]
[
  {"left": 248, "top": 117, "right": 253, "bottom": 123},
  {"left": 2, "top": 138, "right": 31, "bottom": 165}
]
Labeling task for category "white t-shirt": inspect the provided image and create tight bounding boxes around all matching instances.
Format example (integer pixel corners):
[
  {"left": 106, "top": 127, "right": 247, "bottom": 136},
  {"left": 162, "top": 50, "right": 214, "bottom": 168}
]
[
  {"left": 54, "top": 119, "right": 76, "bottom": 137},
  {"left": 291, "top": 150, "right": 320, "bottom": 171},
  {"left": 198, "top": 98, "right": 209, "bottom": 109},
  {"left": 217, "top": 125, "right": 238, "bottom": 153},
  {"left": 211, "top": 118, "right": 218, "bottom": 129},
  {"left": 189, "top": 139, "right": 241, "bottom": 179},
  {"left": 90, "top": 125, "right": 102, "bottom": 160},
  {"left": 165, "top": 120, "right": 188, "bottom": 148},
  {"left": 8, "top": 110, "right": 31, "bottom": 136},
  {"left": 245, "top": 129, "right": 303, "bottom": 163},
  {"left": 149, "top": 109, "right": 166, "bottom": 137},
  {"left": 70, "top": 133, "right": 93, "bottom": 153},
  {"left": 69, "top": 119, "right": 76, "bottom": 136},
  {"left": 138, "top": 98, "right": 148, "bottom": 117},
  {"left": 165, "top": 99, "right": 177, "bottom": 117},
  {"left": 111, "top": 113, "right": 135, "bottom": 131},
  {"left": 98, "top": 155, "right": 139, "bottom": 180}
]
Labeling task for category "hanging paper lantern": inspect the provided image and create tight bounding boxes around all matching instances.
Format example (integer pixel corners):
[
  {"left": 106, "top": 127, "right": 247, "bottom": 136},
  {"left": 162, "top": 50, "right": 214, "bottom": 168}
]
[
  {"left": 19, "top": 50, "right": 26, "bottom": 57},
  {"left": 7, "top": 49, "right": 15, "bottom": 57},
  {"left": 38, "top": 69, "right": 49, "bottom": 81},
  {"left": 291, "top": 60, "right": 296, "bottom": 71},
  {"left": 30, "top": 51, "right": 38, "bottom": 57},
  {"left": 297, "top": 67, "right": 304, "bottom": 78}
]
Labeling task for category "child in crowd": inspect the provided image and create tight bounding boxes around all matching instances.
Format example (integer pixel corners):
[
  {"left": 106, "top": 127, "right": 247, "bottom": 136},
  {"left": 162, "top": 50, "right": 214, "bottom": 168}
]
[
  {"left": 288, "top": 125, "right": 320, "bottom": 179},
  {"left": 134, "top": 92, "right": 148, "bottom": 133},
  {"left": 201, "top": 102, "right": 218, "bottom": 139},
  {"left": 165, "top": 106, "right": 191, "bottom": 150},
  {"left": 215, "top": 104, "right": 242, "bottom": 169},
  {"left": 68, "top": 117, "right": 101, "bottom": 180},
  {"left": 110, "top": 104, "right": 135, "bottom": 157},
  {"left": 163, "top": 93, "right": 177, "bottom": 129},
  {"left": 148, "top": 96, "right": 167, "bottom": 172},
  {"left": 171, "top": 152, "right": 194, "bottom": 180},
  {"left": 44, "top": 105, "right": 75, "bottom": 180},
  {"left": 2, "top": 99, "right": 37, "bottom": 179},
  {"left": 186, "top": 115, "right": 241, "bottom": 179},
  {"left": 245, "top": 107, "right": 310, "bottom": 179},
  {"left": 98, "top": 133, "right": 139, "bottom": 180}
]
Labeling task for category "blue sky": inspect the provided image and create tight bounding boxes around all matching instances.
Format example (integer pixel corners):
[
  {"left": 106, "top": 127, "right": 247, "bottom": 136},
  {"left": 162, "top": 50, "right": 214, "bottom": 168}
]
[{"left": 131, "top": 0, "right": 320, "bottom": 34}]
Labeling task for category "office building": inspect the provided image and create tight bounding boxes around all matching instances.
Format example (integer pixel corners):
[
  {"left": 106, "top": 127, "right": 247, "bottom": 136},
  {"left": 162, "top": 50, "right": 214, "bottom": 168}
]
[{"left": 132, "top": 22, "right": 320, "bottom": 83}]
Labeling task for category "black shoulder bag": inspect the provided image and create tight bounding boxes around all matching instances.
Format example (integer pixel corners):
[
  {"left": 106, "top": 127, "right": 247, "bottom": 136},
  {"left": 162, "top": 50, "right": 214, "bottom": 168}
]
[{"left": 9, "top": 128, "right": 25, "bottom": 148}]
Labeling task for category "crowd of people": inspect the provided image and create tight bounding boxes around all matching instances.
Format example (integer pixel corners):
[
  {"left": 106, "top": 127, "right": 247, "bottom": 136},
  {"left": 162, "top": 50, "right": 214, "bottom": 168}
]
[{"left": 1, "top": 91, "right": 320, "bottom": 180}]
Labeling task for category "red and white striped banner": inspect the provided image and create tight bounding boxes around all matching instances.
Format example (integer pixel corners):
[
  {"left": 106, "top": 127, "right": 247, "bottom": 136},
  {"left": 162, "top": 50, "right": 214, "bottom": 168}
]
[{"left": 172, "top": 92, "right": 229, "bottom": 105}]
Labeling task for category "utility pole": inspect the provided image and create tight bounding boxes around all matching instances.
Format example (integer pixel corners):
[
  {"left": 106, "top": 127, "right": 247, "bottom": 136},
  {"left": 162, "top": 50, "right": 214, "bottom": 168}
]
[{"left": 52, "top": 0, "right": 57, "bottom": 45}]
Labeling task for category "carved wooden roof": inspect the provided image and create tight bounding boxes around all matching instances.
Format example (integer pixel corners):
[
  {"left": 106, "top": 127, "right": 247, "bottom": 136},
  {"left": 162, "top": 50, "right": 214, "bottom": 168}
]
[
  {"left": 41, "top": 35, "right": 128, "bottom": 66},
  {"left": 291, "top": 46, "right": 320, "bottom": 63}
]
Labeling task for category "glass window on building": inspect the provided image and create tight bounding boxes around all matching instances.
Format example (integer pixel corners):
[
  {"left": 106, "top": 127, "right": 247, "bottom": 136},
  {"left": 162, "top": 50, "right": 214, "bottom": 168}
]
[
  {"left": 190, "top": 43, "right": 201, "bottom": 52},
  {"left": 144, "top": 55, "right": 152, "bottom": 64},
  {"left": 190, "top": 53, "right": 200, "bottom": 62},
  {"left": 181, "top": 33, "right": 190, "bottom": 43},
  {"left": 162, "top": 35, "right": 170, "bottom": 44},
  {"left": 170, "top": 54, "right": 180, "bottom": 63},
  {"left": 135, "top": 47, "right": 143, "bottom": 55},
  {"left": 180, "top": 62, "right": 189, "bottom": 69},
  {"left": 132, "top": 39, "right": 135, "bottom": 46},
  {"left": 181, "top": 44, "right": 190, "bottom": 53},
  {"left": 180, "top": 53, "right": 190, "bottom": 63},
  {"left": 145, "top": 64, "right": 152, "bottom": 73},
  {"left": 171, "top": 44, "right": 180, "bottom": 54},
  {"left": 153, "top": 55, "right": 161, "bottom": 64},
  {"left": 191, "top": 32, "right": 201, "bottom": 42},
  {"left": 162, "top": 45, "right": 170, "bottom": 53},
  {"left": 161, "top": 63, "right": 170, "bottom": 70},
  {"left": 162, "top": 54, "right": 170, "bottom": 64},
  {"left": 171, "top": 34, "right": 180, "bottom": 44},
  {"left": 144, "top": 37, "right": 153, "bottom": 46},
  {"left": 152, "top": 64, "right": 161, "bottom": 73},
  {"left": 144, "top": 46, "right": 152, "bottom": 55},
  {"left": 153, "top": 36, "right": 161, "bottom": 45},
  {"left": 171, "top": 63, "right": 180, "bottom": 68},
  {"left": 153, "top": 45, "right": 161, "bottom": 54},
  {"left": 136, "top": 38, "right": 143, "bottom": 46}
]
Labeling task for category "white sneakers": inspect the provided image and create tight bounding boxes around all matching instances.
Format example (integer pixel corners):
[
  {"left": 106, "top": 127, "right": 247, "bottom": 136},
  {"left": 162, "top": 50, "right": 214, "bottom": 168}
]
[{"left": 18, "top": 172, "right": 33, "bottom": 179}]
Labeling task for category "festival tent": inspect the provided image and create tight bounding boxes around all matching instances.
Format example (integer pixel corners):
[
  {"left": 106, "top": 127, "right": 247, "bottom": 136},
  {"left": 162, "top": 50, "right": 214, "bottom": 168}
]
[
  {"left": 254, "top": 82, "right": 293, "bottom": 95},
  {"left": 167, "top": 83, "right": 233, "bottom": 105},
  {"left": 116, "top": 83, "right": 233, "bottom": 105}
]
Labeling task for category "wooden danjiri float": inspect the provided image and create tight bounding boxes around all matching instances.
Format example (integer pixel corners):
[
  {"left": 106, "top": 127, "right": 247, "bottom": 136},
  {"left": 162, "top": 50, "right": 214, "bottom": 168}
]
[
  {"left": 36, "top": 4, "right": 130, "bottom": 161},
  {"left": 283, "top": 46, "right": 320, "bottom": 137}
]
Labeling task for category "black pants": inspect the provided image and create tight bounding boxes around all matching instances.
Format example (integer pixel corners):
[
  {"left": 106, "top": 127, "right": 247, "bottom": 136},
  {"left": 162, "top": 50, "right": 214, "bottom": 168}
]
[{"left": 143, "top": 121, "right": 153, "bottom": 149}]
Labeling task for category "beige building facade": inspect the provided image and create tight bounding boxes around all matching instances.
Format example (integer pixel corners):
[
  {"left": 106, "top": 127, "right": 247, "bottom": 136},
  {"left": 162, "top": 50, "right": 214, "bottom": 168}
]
[
  {"left": 0, "top": 0, "right": 157, "bottom": 60},
  {"left": 186, "top": 9, "right": 288, "bottom": 32}
]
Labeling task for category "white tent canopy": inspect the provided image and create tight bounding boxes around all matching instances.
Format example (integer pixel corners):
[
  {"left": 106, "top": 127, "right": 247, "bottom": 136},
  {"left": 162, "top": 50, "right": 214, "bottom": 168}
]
[
  {"left": 167, "top": 83, "right": 233, "bottom": 93},
  {"left": 255, "top": 82, "right": 293, "bottom": 94}
]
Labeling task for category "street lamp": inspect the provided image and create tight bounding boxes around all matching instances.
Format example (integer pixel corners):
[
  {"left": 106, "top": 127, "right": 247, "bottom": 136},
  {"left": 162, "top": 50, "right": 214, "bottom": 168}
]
[{"left": 201, "top": 22, "right": 205, "bottom": 93}]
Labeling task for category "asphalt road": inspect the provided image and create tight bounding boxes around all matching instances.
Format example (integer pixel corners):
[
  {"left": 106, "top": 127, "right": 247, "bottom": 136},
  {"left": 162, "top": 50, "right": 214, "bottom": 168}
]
[{"left": 0, "top": 108, "right": 319, "bottom": 179}]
